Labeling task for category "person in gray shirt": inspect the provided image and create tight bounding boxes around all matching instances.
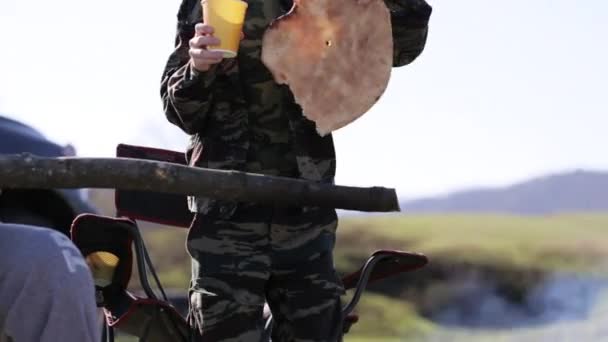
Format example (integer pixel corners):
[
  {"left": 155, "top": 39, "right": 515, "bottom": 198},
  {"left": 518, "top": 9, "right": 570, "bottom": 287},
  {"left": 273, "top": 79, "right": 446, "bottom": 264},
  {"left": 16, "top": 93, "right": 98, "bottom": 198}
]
[{"left": 0, "top": 222, "right": 101, "bottom": 342}]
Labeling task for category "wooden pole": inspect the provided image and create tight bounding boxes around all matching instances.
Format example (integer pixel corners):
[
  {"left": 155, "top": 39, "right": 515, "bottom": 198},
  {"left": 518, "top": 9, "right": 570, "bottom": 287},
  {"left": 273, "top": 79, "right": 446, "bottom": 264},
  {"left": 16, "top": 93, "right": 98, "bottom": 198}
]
[{"left": 0, "top": 154, "right": 400, "bottom": 212}]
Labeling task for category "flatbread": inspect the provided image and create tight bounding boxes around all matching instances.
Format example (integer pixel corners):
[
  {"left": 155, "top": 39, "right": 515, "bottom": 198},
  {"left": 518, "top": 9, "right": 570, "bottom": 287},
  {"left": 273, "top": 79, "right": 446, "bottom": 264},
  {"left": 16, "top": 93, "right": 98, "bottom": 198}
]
[{"left": 261, "top": 0, "right": 393, "bottom": 136}]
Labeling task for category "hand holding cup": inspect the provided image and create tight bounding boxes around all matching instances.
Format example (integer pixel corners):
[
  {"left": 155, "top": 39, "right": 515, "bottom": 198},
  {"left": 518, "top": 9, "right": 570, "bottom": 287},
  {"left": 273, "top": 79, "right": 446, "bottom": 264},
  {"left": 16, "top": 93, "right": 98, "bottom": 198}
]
[{"left": 189, "top": 23, "right": 224, "bottom": 72}]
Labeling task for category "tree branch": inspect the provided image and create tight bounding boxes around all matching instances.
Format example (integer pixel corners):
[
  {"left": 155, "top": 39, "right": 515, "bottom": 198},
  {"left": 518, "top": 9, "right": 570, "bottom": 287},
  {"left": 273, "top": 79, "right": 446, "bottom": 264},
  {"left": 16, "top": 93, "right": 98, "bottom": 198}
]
[{"left": 0, "top": 154, "right": 400, "bottom": 212}]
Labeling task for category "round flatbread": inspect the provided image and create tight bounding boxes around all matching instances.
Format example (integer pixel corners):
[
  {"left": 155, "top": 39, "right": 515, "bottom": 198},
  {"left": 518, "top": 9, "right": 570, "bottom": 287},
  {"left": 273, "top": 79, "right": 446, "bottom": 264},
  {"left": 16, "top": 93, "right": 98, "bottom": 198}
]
[{"left": 261, "top": 0, "right": 393, "bottom": 136}]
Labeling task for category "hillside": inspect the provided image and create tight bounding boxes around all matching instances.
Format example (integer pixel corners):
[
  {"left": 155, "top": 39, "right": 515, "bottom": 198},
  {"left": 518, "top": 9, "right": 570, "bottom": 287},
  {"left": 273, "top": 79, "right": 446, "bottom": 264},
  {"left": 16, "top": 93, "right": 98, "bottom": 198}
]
[
  {"left": 400, "top": 170, "right": 608, "bottom": 215},
  {"left": 127, "top": 213, "right": 608, "bottom": 341}
]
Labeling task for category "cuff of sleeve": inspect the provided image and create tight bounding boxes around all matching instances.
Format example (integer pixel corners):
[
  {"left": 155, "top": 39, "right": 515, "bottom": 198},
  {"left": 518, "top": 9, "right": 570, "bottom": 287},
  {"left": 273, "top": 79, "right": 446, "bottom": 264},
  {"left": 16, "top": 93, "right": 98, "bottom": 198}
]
[
  {"left": 187, "top": 62, "right": 218, "bottom": 89},
  {"left": 171, "top": 62, "right": 218, "bottom": 100}
]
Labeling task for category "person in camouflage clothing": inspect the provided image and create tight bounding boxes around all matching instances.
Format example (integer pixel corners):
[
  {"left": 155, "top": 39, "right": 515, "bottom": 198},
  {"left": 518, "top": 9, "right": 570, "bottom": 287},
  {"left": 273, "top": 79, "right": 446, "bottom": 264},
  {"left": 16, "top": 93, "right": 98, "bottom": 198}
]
[{"left": 160, "top": 0, "right": 432, "bottom": 340}]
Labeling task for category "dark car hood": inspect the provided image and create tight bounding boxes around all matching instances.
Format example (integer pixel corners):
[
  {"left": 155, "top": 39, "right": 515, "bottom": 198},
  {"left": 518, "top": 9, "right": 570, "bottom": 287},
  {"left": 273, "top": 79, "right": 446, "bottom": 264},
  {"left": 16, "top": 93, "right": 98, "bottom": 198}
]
[
  {"left": 0, "top": 115, "right": 98, "bottom": 215},
  {"left": 0, "top": 116, "right": 66, "bottom": 157}
]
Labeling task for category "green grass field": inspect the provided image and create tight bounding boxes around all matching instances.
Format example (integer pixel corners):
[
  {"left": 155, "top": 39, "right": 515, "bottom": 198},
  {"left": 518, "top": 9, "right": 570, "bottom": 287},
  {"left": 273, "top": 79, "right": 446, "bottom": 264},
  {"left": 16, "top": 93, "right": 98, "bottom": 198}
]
[{"left": 336, "top": 213, "right": 608, "bottom": 274}]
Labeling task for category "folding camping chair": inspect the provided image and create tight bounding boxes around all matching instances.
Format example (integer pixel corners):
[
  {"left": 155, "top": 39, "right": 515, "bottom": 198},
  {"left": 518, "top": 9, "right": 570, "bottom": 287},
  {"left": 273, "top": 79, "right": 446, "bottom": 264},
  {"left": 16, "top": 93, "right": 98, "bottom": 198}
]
[{"left": 70, "top": 144, "right": 428, "bottom": 342}]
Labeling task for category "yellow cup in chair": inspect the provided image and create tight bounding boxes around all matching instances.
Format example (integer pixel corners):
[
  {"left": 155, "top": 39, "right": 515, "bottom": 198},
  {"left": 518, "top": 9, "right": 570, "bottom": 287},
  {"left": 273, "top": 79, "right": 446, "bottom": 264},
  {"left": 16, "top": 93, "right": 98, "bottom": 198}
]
[{"left": 86, "top": 251, "right": 120, "bottom": 287}]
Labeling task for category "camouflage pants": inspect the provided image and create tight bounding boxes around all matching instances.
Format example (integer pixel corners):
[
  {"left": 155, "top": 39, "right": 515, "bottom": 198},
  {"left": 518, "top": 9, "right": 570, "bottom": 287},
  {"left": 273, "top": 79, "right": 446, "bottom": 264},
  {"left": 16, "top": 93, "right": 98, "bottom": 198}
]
[{"left": 186, "top": 204, "right": 344, "bottom": 342}]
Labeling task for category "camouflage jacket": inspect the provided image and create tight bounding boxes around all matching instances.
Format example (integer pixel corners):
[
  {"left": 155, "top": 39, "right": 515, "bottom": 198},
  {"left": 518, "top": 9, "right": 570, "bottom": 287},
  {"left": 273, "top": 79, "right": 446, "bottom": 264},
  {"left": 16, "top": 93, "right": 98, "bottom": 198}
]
[{"left": 160, "top": 0, "right": 432, "bottom": 218}]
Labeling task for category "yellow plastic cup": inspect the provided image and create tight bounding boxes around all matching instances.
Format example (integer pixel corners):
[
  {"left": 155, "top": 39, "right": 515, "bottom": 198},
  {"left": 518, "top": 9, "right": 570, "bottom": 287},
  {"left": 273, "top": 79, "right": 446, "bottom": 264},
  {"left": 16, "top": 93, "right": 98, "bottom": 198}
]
[
  {"left": 85, "top": 251, "right": 120, "bottom": 287},
  {"left": 202, "top": 0, "right": 248, "bottom": 58}
]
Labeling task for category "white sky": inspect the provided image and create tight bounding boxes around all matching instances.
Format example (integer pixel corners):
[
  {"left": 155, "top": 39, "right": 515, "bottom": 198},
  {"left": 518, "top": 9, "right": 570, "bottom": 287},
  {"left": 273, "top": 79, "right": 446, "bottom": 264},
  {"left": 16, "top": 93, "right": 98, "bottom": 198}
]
[{"left": 1, "top": 0, "right": 607, "bottom": 199}]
